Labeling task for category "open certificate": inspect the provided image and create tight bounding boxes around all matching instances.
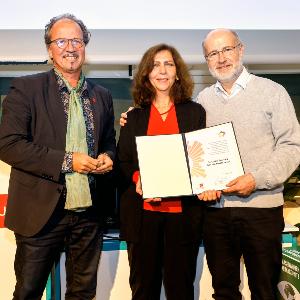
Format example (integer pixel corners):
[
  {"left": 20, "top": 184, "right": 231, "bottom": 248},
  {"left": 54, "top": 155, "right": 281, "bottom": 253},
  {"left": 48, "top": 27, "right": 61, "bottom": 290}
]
[{"left": 135, "top": 122, "right": 244, "bottom": 199}]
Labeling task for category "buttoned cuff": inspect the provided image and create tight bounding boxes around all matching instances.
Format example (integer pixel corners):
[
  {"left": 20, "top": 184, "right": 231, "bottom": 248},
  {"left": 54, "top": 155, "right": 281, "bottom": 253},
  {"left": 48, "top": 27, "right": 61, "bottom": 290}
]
[{"left": 61, "top": 151, "right": 73, "bottom": 173}]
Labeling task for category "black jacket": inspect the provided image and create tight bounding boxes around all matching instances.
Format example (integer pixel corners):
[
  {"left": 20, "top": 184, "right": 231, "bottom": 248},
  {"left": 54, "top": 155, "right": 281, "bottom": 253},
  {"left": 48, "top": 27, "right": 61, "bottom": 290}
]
[{"left": 0, "top": 70, "right": 116, "bottom": 236}]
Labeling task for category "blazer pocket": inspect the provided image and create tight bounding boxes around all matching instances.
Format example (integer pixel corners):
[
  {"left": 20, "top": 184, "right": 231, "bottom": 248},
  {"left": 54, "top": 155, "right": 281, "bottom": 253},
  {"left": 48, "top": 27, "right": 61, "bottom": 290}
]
[{"left": 10, "top": 169, "right": 39, "bottom": 188}]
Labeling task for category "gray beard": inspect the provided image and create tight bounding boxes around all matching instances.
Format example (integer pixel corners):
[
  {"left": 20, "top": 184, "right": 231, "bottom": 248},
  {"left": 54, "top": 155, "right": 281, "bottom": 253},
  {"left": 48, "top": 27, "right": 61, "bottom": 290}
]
[{"left": 209, "top": 61, "right": 243, "bottom": 84}]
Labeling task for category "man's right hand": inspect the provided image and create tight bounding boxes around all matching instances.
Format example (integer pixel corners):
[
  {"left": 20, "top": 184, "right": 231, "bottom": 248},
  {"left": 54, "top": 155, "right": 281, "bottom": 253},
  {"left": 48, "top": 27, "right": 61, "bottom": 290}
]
[
  {"left": 223, "top": 173, "right": 256, "bottom": 197},
  {"left": 72, "top": 152, "right": 98, "bottom": 174},
  {"left": 119, "top": 107, "right": 134, "bottom": 126}
]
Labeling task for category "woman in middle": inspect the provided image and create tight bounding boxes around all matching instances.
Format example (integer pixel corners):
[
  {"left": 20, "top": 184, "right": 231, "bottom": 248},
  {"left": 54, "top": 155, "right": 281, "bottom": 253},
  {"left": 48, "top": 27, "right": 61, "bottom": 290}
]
[{"left": 117, "top": 43, "right": 217, "bottom": 300}]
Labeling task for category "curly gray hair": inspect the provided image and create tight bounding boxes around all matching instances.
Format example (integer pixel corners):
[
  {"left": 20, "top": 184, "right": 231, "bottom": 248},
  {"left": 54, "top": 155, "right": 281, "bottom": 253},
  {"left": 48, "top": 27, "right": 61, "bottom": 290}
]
[{"left": 44, "top": 13, "right": 91, "bottom": 48}]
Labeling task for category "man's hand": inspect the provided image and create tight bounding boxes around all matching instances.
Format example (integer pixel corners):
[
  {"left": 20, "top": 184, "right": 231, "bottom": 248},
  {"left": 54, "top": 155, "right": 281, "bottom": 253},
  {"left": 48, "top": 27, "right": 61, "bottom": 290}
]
[
  {"left": 223, "top": 173, "right": 256, "bottom": 197},
  {"left": 91, "top": 153, "right": 113, "bottom": 174},
  {"left": 119, "top": 107, "right": 134, "bottom": 126},
  {"left": 197, "top": 190, "right": 222, "bottom": 201},
  {"left": 72, "top": 152, "right": 98, "bottom": 174}
]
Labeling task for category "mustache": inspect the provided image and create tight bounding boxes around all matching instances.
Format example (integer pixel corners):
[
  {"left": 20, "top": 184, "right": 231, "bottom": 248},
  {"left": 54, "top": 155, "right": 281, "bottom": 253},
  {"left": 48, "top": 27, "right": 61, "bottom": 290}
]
[
  {"left": 216, "top": 60, "right": 230, "bottom": 66},
  {"left": 63, "top": 53, "right": 79, "bottom": 58}
]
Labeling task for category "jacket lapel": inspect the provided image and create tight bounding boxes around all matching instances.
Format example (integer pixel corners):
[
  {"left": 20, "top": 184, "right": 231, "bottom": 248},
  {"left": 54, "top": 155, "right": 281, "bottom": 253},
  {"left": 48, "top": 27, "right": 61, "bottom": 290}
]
[
  {"left": 175, "top": 103, "right": 187, "bottom": 133},
  {"left": 47, "top": 70, "right": 67, "bottom": 148},
  {"left": 136, "top": 106, "right": 151, "bottom": 136},
  {"left": 87, "top": 81, "right": 101, "bottom": 156}
]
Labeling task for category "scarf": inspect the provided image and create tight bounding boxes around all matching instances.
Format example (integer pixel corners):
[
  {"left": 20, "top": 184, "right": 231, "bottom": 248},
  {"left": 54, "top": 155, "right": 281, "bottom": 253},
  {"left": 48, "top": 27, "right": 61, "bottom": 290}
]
[{"left": 56, "top": 70, "right": 92, "bottom": 210}]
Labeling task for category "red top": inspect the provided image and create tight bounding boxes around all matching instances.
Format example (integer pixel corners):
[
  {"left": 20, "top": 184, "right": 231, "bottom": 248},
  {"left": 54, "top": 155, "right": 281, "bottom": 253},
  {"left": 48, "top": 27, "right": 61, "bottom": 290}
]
[{"left": 133, "top": 103, "right": 182, "bottom": 213}]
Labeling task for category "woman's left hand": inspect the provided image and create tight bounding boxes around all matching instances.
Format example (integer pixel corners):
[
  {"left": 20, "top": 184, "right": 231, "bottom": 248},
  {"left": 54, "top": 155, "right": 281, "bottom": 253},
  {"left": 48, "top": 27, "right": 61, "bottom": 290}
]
[
  {"left": 136, "top": 175, "right": 162, "bottom": 202},
  {"left": 197, "top": 190, "right": 221, "bottom": 201},
  {"left": 136, "top": 176, "right": 143, "bottom": 195},
  {"left": 144, "top": 197, "right": 162, "bottom": 203}
]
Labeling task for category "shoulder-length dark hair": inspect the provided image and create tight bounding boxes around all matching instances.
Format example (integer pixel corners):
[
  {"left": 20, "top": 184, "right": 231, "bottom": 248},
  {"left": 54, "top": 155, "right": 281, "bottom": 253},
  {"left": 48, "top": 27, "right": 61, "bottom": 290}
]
[{"left": 132, "top": 44, "right": 194, "bottom": 107}]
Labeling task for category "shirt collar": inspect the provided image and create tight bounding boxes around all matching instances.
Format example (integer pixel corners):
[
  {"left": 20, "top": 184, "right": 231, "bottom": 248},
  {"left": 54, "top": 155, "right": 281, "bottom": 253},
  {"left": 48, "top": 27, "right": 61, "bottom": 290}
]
[
  {"left": 235, "top": 66, "right": 252, "bottom": 89},
  {"left": 54, "top": 68, "right": 88, "bottom": 95}
]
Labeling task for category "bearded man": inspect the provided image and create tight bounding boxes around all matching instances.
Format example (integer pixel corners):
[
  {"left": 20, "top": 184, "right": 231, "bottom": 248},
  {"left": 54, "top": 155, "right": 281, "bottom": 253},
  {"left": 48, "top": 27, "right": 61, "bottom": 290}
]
[{"left": 197, "top": 28, "right": 300, "bottom": 300}]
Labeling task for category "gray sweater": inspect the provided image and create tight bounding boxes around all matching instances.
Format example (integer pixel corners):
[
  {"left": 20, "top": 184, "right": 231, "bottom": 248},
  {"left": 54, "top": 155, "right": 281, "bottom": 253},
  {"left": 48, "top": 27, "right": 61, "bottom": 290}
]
[{"left": 196, "top": 75, "right": 300, "bottom": 208}]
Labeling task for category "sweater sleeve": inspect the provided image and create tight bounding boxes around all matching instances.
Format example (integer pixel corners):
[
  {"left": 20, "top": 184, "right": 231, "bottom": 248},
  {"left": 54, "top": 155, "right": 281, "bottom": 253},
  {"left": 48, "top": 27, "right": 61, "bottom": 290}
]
[{"left": 251, "top": 85, "right": 300, "bottom": 189}]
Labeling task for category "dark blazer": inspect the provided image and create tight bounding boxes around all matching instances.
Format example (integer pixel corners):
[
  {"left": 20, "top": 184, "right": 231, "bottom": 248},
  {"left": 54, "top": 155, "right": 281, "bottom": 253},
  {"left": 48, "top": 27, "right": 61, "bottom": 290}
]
[
  {"left": 0, "top": 70, "right": 116, "bottom": 237},
  {"left": 117, "top": 101, "right": 206, "bottom": 243}
]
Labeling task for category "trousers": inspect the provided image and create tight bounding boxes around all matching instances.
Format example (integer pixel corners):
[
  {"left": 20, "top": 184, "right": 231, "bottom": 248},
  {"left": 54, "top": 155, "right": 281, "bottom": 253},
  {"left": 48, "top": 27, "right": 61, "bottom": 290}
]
[
  {"left": 13, "top": 208, "right": 102, "bottom": 300},
  {"left": 127, "top": 210, "right": 200, "bottom": 300},
  {"left": 203, "top": 206, "right": 284, "bottom": 300}
]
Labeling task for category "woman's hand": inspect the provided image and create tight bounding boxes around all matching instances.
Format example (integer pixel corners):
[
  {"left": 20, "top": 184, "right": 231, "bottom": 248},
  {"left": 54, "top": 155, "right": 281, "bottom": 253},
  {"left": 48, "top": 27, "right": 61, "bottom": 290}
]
[
  {"left": 144, "top": 197, "right": 162, "bottom": 203},
  {"left": 136, "top": 176, "right": 161, "bottom": 202},
  {"left": 136, "top": 175, "right": 143, "bottom": 195},
  {"left": 197, "top": 190, "right": 221, "bottom": 201}
]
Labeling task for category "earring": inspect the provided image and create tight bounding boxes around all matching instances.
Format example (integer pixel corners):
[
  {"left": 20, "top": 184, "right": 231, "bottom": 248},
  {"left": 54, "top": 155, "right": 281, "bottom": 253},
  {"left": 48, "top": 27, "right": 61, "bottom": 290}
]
[{"left": 176, "top": 76, "right": 179, "bottom": 81}]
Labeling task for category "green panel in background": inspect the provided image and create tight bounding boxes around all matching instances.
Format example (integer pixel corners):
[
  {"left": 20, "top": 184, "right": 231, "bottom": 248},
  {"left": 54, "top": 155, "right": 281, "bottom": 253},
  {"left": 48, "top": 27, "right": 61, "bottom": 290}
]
[
  {"left": 277, "top": 247, "right": 300, "bottom": 299},
  {"left": 46, "top": 261, "right": 61, "bottom": 300},
  {"left": 88, "top": 78, "right": 132, "bottom": 100},
  {"left": 0, "top": 77, "right": 13, "bottom": 95}
]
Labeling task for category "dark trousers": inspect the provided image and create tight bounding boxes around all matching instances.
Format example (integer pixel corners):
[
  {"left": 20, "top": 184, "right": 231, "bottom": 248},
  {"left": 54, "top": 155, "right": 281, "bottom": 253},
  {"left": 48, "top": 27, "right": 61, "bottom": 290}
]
[
  {"left": 13, "top": 208, "right": 102, "bottom": 300},
  {"left": 203, "top": 206, "right": 284, "bottom": 300},
  {"left": 127, "top": 210, "right": 200, "bottom": 300}
]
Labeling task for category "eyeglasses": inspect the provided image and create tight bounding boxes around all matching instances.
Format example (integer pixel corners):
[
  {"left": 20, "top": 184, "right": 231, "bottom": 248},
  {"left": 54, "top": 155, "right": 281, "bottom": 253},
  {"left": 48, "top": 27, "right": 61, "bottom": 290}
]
[
  {"left": 48, "top": 38, "right": 85, "bottom": 49},
  {"left": 205, "top": 43, "right": 241, "bottom": 61}
]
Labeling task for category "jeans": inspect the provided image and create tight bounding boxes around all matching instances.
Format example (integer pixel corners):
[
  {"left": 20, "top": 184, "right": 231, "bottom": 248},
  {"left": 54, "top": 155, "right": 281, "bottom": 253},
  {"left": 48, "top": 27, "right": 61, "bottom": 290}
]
[{"left": 13, "top": 208, "right": 102, "bottom": 300}]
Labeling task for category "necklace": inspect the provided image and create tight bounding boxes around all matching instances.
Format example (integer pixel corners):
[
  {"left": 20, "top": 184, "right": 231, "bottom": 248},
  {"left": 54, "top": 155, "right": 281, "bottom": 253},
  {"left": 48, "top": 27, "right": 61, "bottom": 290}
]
[
  {"left": 155, "top": 103, "right": 170, "bottom": 109},
  {"left": 153, "top": 100, "right": 172, "bottom": 114},
  {"left": 159, "top": 104, "right": 174, "bottom": 115}
]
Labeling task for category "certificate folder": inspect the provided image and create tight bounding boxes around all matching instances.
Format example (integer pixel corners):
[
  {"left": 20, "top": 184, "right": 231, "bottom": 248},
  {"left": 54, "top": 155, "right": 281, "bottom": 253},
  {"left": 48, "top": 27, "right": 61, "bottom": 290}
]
[{"left": 135, "top": 122, "right": 244, "bottom": 199}]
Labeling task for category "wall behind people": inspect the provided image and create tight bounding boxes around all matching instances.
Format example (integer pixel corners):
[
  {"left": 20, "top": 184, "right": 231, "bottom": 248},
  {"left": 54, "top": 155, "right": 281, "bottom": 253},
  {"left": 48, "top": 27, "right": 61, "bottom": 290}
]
[{"left": 1, "top": 1, "right": 300, "bottom": 29}]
